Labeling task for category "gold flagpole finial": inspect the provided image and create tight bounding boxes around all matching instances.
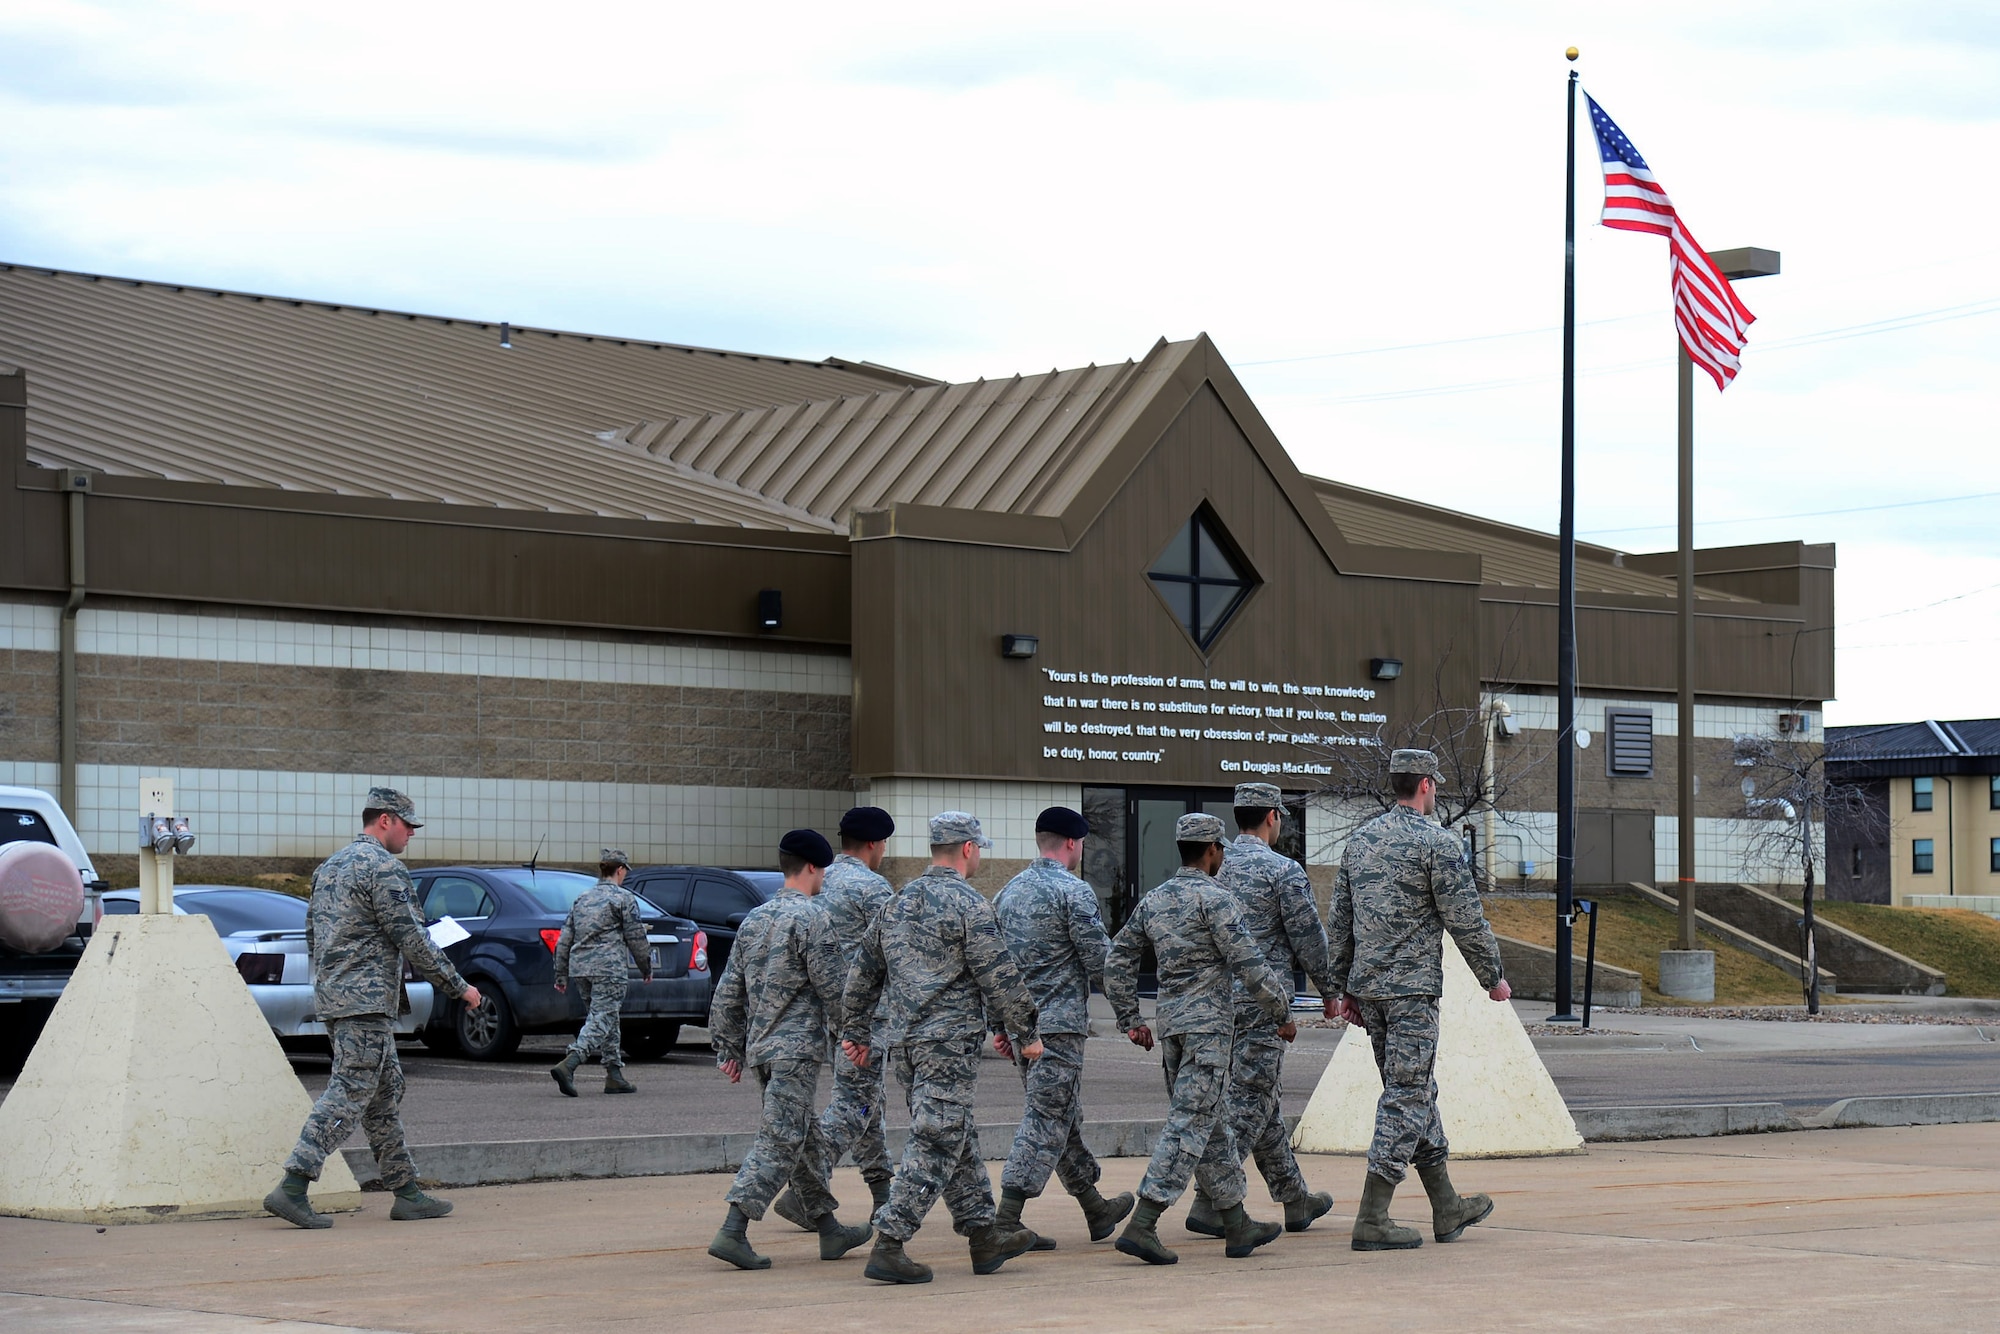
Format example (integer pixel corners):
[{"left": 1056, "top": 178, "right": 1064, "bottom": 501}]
[{"left": 1565, "top": 46, "right": 1579, "bottom": 61}]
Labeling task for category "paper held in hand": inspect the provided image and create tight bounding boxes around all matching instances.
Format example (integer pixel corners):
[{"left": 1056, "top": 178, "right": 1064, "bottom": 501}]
[{"left": 426, "top": 916, "right": 471, "bottom": 949}]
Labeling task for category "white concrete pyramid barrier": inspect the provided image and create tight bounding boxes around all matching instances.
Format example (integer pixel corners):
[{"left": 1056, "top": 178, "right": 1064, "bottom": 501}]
[
  {"left": 1293, "top": 935, "right": 1583, "bottom": 1158},
  {"left": 0, "top": 913, "right": 363, "bottom": 1223}
]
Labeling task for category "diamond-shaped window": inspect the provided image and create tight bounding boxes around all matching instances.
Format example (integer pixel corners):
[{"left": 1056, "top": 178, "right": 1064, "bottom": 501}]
[{"left": 1147, "top": 506, "right": 1257, "bottom": 650}]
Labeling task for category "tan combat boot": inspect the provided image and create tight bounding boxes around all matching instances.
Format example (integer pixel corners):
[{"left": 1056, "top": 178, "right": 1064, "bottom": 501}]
[
  {"left": 1417, "top": 1160, "right": 1495, "bottom": 1242},
  {"left": 1350, "top": 1172, "right": 1422, "bottom": 1251}
]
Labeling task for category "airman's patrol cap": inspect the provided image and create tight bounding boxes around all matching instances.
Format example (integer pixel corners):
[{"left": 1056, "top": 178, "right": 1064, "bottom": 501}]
[
  {"left": 1035, "top": 806, "right": 1089, "bottom": 839},
  {"left": 1389, "top": 749, "right": 1441, "bottom": 777},
  {"left": 1174, "top": 812, "right": 1227, "bottom": 843},
  {"left": 1232, "top": 782, "right": 1283, "bottom": 810},
  {"left": 839, "top": 806, "right": 896, "bottom": 842},
  {"left": 600, "top": 848, "right": 630, "bottom": 869},
  {"left": 779, "top": 828, "right": 835, "bottom": 868},
  {"left": 365, "top": 786, "right": 422, "bottom": 828},
  {"left": 929, "top": 811, "right": 992, "bottom": 848}
]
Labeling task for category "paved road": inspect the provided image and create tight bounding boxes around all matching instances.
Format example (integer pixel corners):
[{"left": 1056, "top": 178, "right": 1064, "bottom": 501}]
[
  {"left": 8, "top": 999, "right": 1997, "bottom": 1147},
  {"left": 268, "top": 1002, "right": 2000, "bottom": 1149}
]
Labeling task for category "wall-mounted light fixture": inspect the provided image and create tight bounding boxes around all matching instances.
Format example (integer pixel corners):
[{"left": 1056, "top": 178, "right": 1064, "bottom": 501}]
[
  {"left": 1000, "top": 634, "right": 1039, "bottom": 660},
  {"left": 756, "top": 589, "right": 782, "bottom": 632},
  {"left": 500, "top": 322, "right": 512, "bottom": 349},
  {"left": 1369, "top": 658, "right": 1403, "bottom": 681}
]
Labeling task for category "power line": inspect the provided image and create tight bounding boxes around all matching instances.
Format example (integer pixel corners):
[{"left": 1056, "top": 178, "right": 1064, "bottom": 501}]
[
  {"left": 1581, "top": 489, "right": 2000, "bottom": 538},
  {"left": 1838, "top": 579, "right": 2000, "bottom": 630}
]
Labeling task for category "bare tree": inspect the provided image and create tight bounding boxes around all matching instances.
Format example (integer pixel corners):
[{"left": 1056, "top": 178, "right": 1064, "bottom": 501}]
[
  {"left": 1293, "top": 651, "right": 1549, "bottom": 889},
  {"left": 1731, "top": 726, "right": 1888, "bottom": 1014}
]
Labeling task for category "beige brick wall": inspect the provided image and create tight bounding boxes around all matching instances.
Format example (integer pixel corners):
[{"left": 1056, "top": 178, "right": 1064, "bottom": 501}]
[{"left": 1, "top": 648, "right": 849, "bottom": 790}]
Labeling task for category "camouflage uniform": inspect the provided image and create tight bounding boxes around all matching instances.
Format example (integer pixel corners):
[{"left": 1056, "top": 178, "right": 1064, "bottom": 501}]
[
  {"left": 711, "top": 885, "right": 848, "bottom": 1221},
  {"left": 993, "top": 856, "right": 1111, "bottom": 1198},
  {"left": 801, "top": 852, "right": 897, "bottom": 1192},
  {"left": 554, "top": 877, "right": 651, "bottom": 1067},
  {"left": 1329, "top": 803, "right": 1505, "bottom": 1184},
  {"left": 284, "top": 829, "right": 470, "bottom": 1191},
  {"left": 1104, "top": 864, "right": 1289, "bottom": 1208},
  {"left": 1215, "top": 818, "right": 1334, "bottom": 1204},
  {"left": 842, "top": 861, "right": 1040, "bottom": 1242}
]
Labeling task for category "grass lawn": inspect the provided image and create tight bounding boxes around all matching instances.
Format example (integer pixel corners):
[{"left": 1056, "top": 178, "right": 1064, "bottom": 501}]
[
  {"left": 1484, "top": 895, "right": 1815, "bottom": 1006},
  {"left": 1810, "top": 901, "right": 2000, "bottom": 998}
]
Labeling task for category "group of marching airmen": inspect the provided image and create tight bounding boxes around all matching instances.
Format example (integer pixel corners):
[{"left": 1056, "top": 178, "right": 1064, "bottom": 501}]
[
  {"left": 701, "top": 752, "right": 1514, "bottom": 1283},
  {"left": 263, "top": 753, "right": 1513, "bottom": 1286}
]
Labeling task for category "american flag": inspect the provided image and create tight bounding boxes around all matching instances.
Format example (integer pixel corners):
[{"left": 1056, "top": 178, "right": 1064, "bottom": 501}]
[{"left": 1586, "top": 93, "right": 1755, "bottom": 390}]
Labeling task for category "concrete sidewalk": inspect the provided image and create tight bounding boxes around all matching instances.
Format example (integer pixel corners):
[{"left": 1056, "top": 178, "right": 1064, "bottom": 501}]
[{"left": 4, "top": 1123, "right": 1998, "bottom": 1332}]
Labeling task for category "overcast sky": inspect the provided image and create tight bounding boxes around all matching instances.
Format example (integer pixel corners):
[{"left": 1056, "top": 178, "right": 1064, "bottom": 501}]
[{"left": 3, "top": 1, "right": 1994, "bottom": 727}]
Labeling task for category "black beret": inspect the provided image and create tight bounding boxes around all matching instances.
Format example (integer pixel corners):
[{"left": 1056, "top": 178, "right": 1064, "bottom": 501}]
[
  {"left": 779, "top": 828, "right": 834, "bottom": 868},
  {"left": 838, "top": 806, "right": 895, "bottom": 842},
  {"left": 1034, "top": 806, "right": 1090, "bottom": 840}
]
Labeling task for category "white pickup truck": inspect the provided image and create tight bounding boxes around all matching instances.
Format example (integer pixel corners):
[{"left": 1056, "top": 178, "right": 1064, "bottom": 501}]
[{"left": 0, "top": 785, "right": 106, "bottom": 1030}]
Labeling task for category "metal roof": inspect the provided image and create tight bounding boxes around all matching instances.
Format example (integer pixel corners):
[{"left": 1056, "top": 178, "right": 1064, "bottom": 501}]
[
  {"left": 609, "top": 352, "right": 1161, "bottom": 529},
  {"left": 1829, "top": 719, "right": 2000, "bottom": 766},
  {"left": 0, "top": 263, "right": 935, "bottom": 530},
  {"left": 1308, "top": 476, "right": 1748, "bottom": 601}
]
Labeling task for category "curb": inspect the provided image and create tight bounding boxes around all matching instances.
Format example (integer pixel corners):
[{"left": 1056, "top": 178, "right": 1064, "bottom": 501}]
[
  {"left": 344, "top": 1094, "right": 2000, "bottom": 1188},
  {"left": 1570, "top": 1102, "right": 1799, "bottom": 1141},
  {"left": 345, "top": 1118, "right": 1182, "bottom": 1189}
]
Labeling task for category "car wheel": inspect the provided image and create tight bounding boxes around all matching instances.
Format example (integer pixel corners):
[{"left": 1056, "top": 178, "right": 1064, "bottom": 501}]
[
  {"left": 453, "top": 981, "right": 520, "bottom": 1060},
  {"left": 624, "top": 1023, "right": 681, "bottom": 1061}
]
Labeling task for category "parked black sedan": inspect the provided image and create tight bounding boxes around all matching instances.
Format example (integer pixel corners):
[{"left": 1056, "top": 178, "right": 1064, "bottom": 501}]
[
  {"left": 625, "top": 865, "right": 783, "bottom": 995},
  {"left": 411, "top": 865, "right": 709, "bottom": 1061}
]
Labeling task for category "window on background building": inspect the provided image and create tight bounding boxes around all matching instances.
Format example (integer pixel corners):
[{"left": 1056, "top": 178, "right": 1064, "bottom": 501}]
[
  {"left": 1913, "top": 838, "right": 1935, "bottom": 874},
  {"left": 1147, "top": 506, "right": 1258, "bottom": 651},
  {"left": 1991, "top": 775, "right": 1999, "bottom": 811},
  {"left": 1912, "top": 777, "right": 1934, "bottom": 812},
  {"left": 1605, "top": 708, "right": 1655, "bottom": 777},
  {"left": 1991, "top": 837, "right": 2000, "bottom": 874},
  {"left": 1851, "top": 845, "right": 1861, "bottom": 878}
]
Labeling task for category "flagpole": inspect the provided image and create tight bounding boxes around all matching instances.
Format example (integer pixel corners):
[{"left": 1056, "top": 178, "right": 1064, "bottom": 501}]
[{"left": 1553, "top": 49, "right": 1580, "bottom": 1023}]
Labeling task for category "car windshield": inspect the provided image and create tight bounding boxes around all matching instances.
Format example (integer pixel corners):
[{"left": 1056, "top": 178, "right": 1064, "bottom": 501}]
[
  {"left": 176, "top": 889, "right": 309, "bottom": 935},
  {"left": 486, "top": 868, "right": 601, "bottom": 913}
]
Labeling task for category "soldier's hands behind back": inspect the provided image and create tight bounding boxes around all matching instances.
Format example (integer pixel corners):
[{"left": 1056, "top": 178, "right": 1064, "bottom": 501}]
[
  {"left": 720, "top": 1059, "right": 742, "bottom": 1083},
  {"left": 461, "top": 985, "right": 484, "bottom": 1010},
  {"left": 552, "top": 981, "right": 566, "bottom": 994},
  {"left": 992, "top": 1032, "right": 1014, "bottom": 1060},
  {"left": 841, "top": 1038, "right": 871, "bottom": 1068},
  {"left": 1337, "top": 995, "right": 1365, "bottom": 1026},
  {"left": 1277, "top": 1021, "right": 1298, "bottom": 1043},
  {"left": 1127, "top": 1025, "right": 1154, "bottom": 1051},
  {"left": 1488, "top": 978, "right": 1512, "bottom": 1002},
  {"left": 1020, "top": 1039, "right": 1045, "bottom": 1061}
]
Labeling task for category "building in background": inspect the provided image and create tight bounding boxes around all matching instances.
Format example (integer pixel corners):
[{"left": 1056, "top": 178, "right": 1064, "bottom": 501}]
[
  {"left": 1828, "top": 719, "right": 2000, "bottom": 908},
  {"left": 1, "top": 264, "right": 1834, "bottom": 915}
]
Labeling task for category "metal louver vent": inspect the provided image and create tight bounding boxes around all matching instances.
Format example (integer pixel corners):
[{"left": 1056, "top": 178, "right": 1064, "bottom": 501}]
[{"left": 1606, "top": 708, "right": 1654, "bottom": 777}]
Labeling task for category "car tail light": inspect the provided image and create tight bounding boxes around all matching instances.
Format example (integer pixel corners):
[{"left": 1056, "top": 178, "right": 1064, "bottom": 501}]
[
  {"left": 540, "top": 928, "right": 562, "bottom": 954},
  {"left": 236, "top": 953, "right": 285, "bottom": 985},
  {"left": 691, "top": 930, "right": 709, "bottom": 974}
]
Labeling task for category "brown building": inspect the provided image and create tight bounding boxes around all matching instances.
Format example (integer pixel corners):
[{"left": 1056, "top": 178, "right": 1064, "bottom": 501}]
[{"left": 0, "top": 263, "right": 1834, "bottom": 918}]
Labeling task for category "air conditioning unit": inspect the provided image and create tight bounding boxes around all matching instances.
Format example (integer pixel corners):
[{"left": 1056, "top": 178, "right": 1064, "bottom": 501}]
[{"left": 1777, "top": 712, "right": 1808, "bottom": 734}]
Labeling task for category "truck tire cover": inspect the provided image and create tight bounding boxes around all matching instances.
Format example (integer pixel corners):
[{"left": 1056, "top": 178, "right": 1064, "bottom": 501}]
[{"left": 0, "top": 841, "right": 87, "bottom": 954}]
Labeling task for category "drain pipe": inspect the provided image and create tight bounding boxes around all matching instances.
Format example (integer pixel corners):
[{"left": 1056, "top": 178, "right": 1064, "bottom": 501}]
[{"left": 58, "top": 471, "right": 91, "bottom": 822}]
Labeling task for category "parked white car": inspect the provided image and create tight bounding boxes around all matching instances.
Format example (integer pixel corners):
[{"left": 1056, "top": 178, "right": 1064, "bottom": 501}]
[{"left": 98, "top": 886, "right": 435, "bottom": 1040}]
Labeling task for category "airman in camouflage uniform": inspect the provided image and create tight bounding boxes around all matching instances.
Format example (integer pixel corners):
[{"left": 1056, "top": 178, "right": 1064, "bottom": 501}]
[
  {"left": 1329, "top": 749, "right": 1510, "bottom": 1252},
  {"left": 549, "top": 849, "right": 652, "bottom": 1096},
  {"left": 266, "top": 787, "right": 477, "bottom": 1230},
  {"left": 840, "top": 812, "right": 1043, "bottom": 1285},
  {"left": 991, "top": 806, "right": 1134, "bottom": 1249},
  {"left": 708, "top": 829, "right": 873, "bottom": 1271},
  {"left": 1103, "top": 813, "right": 1293, "bottom": 1266},
  {"left": 1189, "top": 782, "right": 1339, "bottom": 1237},
  {"left": 773, "top": 806, "right": 899, "bottom": 1231}
]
